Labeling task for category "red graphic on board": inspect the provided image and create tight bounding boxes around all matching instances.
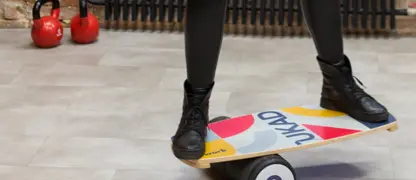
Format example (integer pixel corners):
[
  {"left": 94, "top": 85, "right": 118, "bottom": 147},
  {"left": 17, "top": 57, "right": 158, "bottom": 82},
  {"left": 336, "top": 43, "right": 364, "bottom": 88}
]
[
  {"left": 208, "top": 115, "right": 255, "bottom": 138},
  {"left": 302, "top": 124, "right": 361, "bottom": 140}
]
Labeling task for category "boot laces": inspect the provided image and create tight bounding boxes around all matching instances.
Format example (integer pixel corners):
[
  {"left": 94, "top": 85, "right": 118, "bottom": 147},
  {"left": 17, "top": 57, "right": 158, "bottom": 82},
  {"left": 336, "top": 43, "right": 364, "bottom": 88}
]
[
  {"left": 183, "top": 95, "right": 207, "bottom": 132},
  {"left": 343, "top": 69, "right": 368, "bottom": 99}
]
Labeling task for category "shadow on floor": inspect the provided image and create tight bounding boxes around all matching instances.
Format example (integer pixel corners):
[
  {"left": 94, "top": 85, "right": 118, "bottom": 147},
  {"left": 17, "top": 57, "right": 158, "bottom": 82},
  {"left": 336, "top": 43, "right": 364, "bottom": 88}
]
[
  {"left": 202, "top": 162, "right": 367, "bottom": 180},
  {"left": 294, "top": 162, "right": 367, "bottom": 179}
]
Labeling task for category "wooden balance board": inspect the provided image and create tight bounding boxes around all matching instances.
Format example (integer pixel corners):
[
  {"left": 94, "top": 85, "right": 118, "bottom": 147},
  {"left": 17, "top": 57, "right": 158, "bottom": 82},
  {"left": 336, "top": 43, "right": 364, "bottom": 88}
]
[{"left": 175, "top": 105, "right": 398, "bottom": 169}]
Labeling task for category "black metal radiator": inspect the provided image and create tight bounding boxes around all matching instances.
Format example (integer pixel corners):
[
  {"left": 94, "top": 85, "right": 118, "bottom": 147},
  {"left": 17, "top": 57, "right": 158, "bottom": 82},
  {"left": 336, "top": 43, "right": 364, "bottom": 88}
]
[{"left": 88, "top": 0, "right": 410, "bottom": 35}]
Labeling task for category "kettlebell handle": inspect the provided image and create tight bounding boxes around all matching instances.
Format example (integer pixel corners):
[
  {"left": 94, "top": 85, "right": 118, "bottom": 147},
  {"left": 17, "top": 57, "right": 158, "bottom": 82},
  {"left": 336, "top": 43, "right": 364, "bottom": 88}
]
[
  {"left": 79, "top": 0, "right": 88, "bottom": 19},
  {"left": 32, "top": 0, "right": 60, "bottom": 20}
]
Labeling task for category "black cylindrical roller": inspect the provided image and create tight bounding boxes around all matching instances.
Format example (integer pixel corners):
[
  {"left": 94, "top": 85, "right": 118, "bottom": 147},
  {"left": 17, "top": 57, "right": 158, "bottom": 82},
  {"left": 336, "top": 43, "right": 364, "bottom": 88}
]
[
  {"left": 131, "top": 0, "right": 138, "bottom": 22},
  {"left": 232, "top": 0, "right": 239, "bottom": 24},
  {"left": 259, "top": 0, "right": 266, "bottom": 25},
  {"left": 342, "top": 0, "right": 349, "bottom": 28},
  {"left": 113, "top": 0, "right": 121, "bottom": 20},
  {"left": 167, "top": 0, "right": 174, "bottom": 23},
  {"left": 122, "top": 0, "right": 130, "bottom": 22},
  {"left": 105, "top": 0, "right": 112, "bottom": 21},
  {"left": 371, "top": 0, "right": 377, "bottom": 29},
  {"left": 240, "top": 0, "right": 247, "bottom": 24},
  {"left": 177, "top": 0, "right": 184, "bottom": 22},
  {"left": 131, "top": 0, "right": 139, "bottom": 22},
  {"left": 159, "top": 0, "right": 166, "bottom": 22},
  {"left": 140, "top": 0, "right": 147, "bottom": 22},
  {"left": 225, "top": 0, "right": 231, "bottom": 24},
  {"left": 287, "top": 0, "right": 294, "bottom": 26},
  {"left": 250, "top": 0, "right": 257, "bottom": 25},
  {"left": 352, "top": 0, "right": 358, "bottom": 29},
  {"left": 149, "top": 0, "right": 157, "bottom": 22},
  {"left": 296, "top": 0, "right": 302, "bottom": 26},
  {"left": 269, "top": 0, "right": 276, "bottom": 25},
  {"left": 361, "top": 0, "right": 369, "bottom": 29},
  {"left": 278, "top": 0, "right": 285, "bottom": 25},
  {"left": 380, "top": 0, "right": 386, "bottom": 29},
  {"left": 390, "top": 0, "right": 396, "bottom": 30}
]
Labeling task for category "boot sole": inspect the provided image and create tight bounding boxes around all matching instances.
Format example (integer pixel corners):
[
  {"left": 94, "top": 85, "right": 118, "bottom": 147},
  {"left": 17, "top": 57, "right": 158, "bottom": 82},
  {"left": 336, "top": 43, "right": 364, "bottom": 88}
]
[
  {"left": 171, "top": 144, "right": 205, "bottom": 160},
  {"left": 320, "top": 98, "right": 389, "bottom": 123}
]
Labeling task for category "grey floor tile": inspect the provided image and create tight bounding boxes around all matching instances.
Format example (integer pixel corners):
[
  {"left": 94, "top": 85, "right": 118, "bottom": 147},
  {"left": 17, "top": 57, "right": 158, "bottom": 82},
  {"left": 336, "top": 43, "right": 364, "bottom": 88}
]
[
  {"left": 215, "top": 72, "right": 309, "bottom": 93},
  {"left": 391, "top": 147, "right": 416, "bottom": 180},
  {"left": 0, "top": 85, "right": 79, "bottom": 114},
  {"left": 330, "top": 117, "right": 415, "bottom": 148},
  {"left": 308, "top": 72, "right": 416, "bottom": 95},
  {"left": 226, "top": 92, "right": 319, "bottom": 116},
  {"left": 12, "top": 64, "right": 165, "bottom": 88},
  {"left": 101, "top": 31, "right": 185, "bottom": 48},
  {"left": 67, "top": 87, "right": 228, "bottom": 115},
  {"left": 282, "top": 143, "right": 394, "bottom": 179},
  {"left": 238, "top": 52, "right": 318, "bottom": 74},
  {"left": 6, "top": 86, "right": 80, "bottom": 111},
  {"left": 306, "top": 72, "right": 324, "bottom": 94},
  {"left": 51, "top": 111, "right": 141, "bottom": 139},
  {"left": 56, "top": 53, "right": 105, "bottom": 66},
  {"left": 160, "top": 68, "right": 309, "bottom": 93},
  {"left": 134, "top": 111, "right": 181, "bottom": 141},
  {"left": 343, "top": 38, "right": 416, "bottom": 54},
  {"left": 0, "top": 109, "right": 66, "bottom": 136},
  {"left": 0, "top": 60, "right": 22, "bottom": 74},
  {"left": 343, "top": 52, "right": 380, "bottom": 73},
  {"left": 0, "top": 74, "right": 16, "bottom": 84},
  {"left": 378, "top": 53, "right": 416, "bottom": 73},
  {"left": 0, "top": 29, "right": 415, "bottom": 180},
  {"left": 28, "top": 137, "right": 187, "bottom": 171},
  {"left": 237, "top": 50, "right": 380, "bottom": 75},
  {"left": 0, "top": 56, "right": 24, "bottom": 84},
  {"left": 1, "top": 47, "right": 77, "bottom": 66},
  {"left": 0, "top": 85, "right": 28, "bottom": 110},
  {"left": 134, "top": 89, "right": 184, "bottom": 113},
  {"left": 143, "top": 89, "right": 230, "bottom": 113},
  {"left": 342, "top": 39, "right": 386, "bottom": 54},
  {"left": 0, "top": 166, "right": 115, "bottom": 180},
  {"left": 369, "top": 92, "right": 416, "bottom": 119},
  {"left": 2, "top": 48, "right": 104, "bottom": 67},
  {"left": 99, "top": 47, "right": 185, "bottom": 68},
  {"left": 221, "top": 36, "right": 317, "bottom": 54},
  {"left": 0, "top": 29, "right": 31, "bottom": 48},
  {"left": 0, "top": 85, "right": 79, "bottom": 113},
  {"left": 112, "top": 169, "right": 211, "bottom": 180},
  {"left": 367, "top": 38, "right": 416, "bottom": 54},
  {"left": 67, "top": 87, "right": 150, "bottom": 114},
  {"left": 0, "top": 136, "right": 46, "bottom": 166}
]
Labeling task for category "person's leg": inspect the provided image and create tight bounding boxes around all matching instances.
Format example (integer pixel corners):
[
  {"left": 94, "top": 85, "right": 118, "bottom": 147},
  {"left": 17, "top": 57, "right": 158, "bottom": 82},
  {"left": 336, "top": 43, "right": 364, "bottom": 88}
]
[
  {"left": 300, "top": 0, "right": 389, "bottom": 122},
  {"left": 172, "top": 0, "right": 227, "bottom": 159},
  {"left": 300, "top": 0, "right": 344, "bottom": 62}
]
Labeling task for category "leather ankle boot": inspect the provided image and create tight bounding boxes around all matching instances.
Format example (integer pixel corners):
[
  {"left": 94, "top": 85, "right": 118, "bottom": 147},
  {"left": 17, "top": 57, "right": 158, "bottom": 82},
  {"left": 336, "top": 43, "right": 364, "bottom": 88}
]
[
  {"left": 172, "top": 80, "right": 213, "bottom": 159},
  {"left": 317, "top": 55, "right": 389, "bottom": 123}
]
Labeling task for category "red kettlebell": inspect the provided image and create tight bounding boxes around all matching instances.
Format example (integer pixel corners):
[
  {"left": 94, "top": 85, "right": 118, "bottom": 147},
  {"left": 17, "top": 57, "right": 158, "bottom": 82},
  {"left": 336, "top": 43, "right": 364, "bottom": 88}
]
[
  {"left": 70, "top": 0, "right": 99, "bottom": 44},
  {"left": 31, "top": 0, "right": 63, "bottom": 48}
]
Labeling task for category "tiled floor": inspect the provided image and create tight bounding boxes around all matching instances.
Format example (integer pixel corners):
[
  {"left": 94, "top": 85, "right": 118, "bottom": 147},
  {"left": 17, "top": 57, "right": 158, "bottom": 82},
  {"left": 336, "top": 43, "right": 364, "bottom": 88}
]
[{"left": 0, "top": 29, "right": 415, "bottom": 180}]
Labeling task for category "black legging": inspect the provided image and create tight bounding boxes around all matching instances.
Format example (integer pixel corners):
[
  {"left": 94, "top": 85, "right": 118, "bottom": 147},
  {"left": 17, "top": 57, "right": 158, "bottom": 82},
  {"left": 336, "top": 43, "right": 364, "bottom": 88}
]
[{"left": 185, "top": 0, "right": 344, "bottom": 88}]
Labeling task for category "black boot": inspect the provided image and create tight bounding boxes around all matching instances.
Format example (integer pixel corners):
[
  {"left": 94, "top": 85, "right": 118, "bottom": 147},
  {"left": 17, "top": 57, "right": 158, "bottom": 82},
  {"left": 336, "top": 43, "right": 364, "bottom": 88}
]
[
  {"left": 317, "top": 55, "right": 389, "bottom": 123},
  {"left": 172, "top": 80, "right": 213, "bottom": 159}
]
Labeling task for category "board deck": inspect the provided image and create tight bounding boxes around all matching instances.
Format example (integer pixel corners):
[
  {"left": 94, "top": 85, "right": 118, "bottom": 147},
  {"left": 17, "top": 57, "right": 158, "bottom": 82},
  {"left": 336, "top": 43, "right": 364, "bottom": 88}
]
[{"left": 174, "top": 105, "right": 398, "bottom": 168}]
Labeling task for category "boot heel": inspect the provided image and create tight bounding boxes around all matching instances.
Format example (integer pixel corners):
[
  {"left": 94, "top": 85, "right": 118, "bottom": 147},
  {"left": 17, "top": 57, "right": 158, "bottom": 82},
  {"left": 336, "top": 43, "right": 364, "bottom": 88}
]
[{"left": 320, "top": 98, "right": 338, "bottom": 111}]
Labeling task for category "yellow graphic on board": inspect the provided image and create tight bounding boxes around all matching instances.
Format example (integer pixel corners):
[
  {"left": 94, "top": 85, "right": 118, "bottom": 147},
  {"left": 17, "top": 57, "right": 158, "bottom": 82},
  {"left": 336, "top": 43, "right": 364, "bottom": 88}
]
[
  {"left": 281, "top": 106, "right": 346, "bottom": 117},
  {"left": 201, "top": 139, "right": 236, "bottom": 159}
]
